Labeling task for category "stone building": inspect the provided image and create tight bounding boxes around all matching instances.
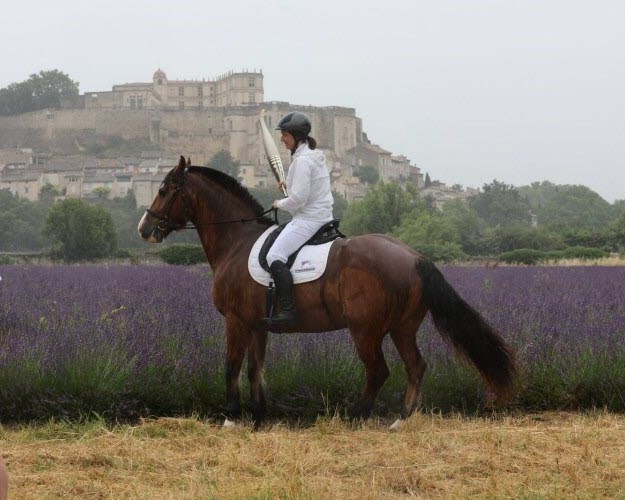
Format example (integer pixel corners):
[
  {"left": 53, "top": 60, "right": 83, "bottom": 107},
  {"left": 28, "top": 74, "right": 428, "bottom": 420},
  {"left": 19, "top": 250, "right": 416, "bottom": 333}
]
[{"left": 0, "top": 69, "right": 426, "bottom": 207}]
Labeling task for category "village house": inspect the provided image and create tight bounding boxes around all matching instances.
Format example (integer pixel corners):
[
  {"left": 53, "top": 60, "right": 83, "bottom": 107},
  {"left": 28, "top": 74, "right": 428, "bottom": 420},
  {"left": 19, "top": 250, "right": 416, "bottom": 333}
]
[{"left": 0, "top": 69, "right": 434, "bottom": 207}]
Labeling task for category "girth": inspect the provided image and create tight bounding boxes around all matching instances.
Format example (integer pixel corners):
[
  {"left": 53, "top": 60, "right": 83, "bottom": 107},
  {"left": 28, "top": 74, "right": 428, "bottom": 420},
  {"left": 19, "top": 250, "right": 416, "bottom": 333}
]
[{"left": 258, "top": 219, "right": 344, "bottom": 272}]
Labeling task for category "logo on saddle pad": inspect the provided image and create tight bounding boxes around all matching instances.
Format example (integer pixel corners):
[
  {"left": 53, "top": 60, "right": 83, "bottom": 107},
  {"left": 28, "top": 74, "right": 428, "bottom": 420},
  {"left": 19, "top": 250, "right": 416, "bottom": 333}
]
[{"left": 247, "top": 225, "right": 339, "bottom": 286}]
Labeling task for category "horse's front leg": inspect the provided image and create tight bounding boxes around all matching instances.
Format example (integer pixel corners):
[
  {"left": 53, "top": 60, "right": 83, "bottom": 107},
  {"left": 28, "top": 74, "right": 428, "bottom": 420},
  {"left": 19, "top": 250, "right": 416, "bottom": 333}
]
[
  {"left": 247, "top": 327, "right": 268, "bottom": 428},
  {"left": 223, "top": 316, "right": 252, "bottom": 423}
]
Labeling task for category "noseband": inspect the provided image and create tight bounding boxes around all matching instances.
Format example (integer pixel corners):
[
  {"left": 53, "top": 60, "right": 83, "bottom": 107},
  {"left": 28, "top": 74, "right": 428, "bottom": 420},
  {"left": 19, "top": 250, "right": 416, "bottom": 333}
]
[
  {"left": 145, "top": 175, "right": 192, "bottom": 232},
  {"left": 145, "top": 170, "right": 277, "bottom": 232}
]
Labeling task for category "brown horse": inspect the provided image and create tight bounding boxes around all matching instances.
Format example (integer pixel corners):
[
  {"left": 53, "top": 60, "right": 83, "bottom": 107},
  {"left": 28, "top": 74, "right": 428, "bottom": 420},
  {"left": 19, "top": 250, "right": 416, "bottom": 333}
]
[{"left": 138, "top": 157, "right": 516, "bottom": 426}]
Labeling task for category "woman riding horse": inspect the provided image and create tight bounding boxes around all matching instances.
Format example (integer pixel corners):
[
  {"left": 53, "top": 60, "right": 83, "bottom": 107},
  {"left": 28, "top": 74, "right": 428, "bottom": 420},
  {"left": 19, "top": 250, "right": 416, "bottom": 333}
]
[
  {"left": 138, "top": 156, "right": 516, "bottom": 427},
  {"left": 265, "top": 111, "right": 334, "bottom": 327}
]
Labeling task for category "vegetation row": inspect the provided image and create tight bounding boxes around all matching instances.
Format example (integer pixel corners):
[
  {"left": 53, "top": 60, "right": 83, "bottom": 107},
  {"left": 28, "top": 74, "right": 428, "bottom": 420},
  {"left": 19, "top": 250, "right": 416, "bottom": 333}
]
[{"left": 0, "top": 264, "right": 623, "bottom": 423}]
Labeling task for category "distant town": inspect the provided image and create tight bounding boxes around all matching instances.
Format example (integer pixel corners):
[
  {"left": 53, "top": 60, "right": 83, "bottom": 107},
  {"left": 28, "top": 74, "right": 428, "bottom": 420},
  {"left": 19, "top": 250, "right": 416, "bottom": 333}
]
[{"left": 0, "top": 69, "right": 477, "bottom": 208}]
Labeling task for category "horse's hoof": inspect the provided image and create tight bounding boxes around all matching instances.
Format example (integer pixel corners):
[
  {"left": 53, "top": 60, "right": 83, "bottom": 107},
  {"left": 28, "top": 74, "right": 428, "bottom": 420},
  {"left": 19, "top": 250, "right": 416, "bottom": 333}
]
[
  {"left": 389, "top": 418, "right": 403, "bottom": 431},
  {"left": 223, "top": 418, "right": 237, "bottom": 428}
]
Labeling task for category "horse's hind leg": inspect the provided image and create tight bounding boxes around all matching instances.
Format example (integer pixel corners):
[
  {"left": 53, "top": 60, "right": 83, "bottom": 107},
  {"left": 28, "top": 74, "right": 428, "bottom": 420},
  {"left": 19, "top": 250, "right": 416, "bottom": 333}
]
[
  {"left": 349, "top": 329, "right": 389, "bottom": 419},
  {"left": 390, "top": 326, "right": 427, "bottom": 419},
  {"left": 247, "top": 328, "right": 268, "bottom": 427}
]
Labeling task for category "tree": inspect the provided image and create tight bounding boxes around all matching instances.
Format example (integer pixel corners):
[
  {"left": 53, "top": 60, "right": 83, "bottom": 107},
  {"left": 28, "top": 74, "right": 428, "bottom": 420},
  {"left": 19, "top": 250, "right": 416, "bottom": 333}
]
[
  {"left": 469, "top": 180, "right": 532, "bottom": 227},
  {"left": 342, "top": 182, "right": 420, "bottom": 235},
  {"left": 205, "top": 150, "right": 241, "bottom": 180},
  {"left": 0, "top": 70, "right": 79, "bottom": 115},
  {"left": 355, "top": 165, "right": 379, "bottom": 185},
  {"left": 43, "top": 199, "right": 117, "bottom": 261},
  {"left": 424, "top": 172, "right": 432, "bottom": 188},
  {"left": 527, "top": 184, "right": 613, "bottom": 231}
]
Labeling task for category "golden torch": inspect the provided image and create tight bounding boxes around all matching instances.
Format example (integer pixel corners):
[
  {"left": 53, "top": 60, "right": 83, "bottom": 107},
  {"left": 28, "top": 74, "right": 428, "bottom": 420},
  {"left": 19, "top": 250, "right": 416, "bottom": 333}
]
[{"left": 259, "top": 110, "right": 288, "bottom": 197}]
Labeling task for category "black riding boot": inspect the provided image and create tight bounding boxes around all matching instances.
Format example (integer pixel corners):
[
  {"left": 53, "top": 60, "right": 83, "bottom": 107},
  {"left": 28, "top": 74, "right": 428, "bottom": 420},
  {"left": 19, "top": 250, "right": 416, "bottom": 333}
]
[{"left": 265, "top": 261, "right": 297, "bottom": 327}]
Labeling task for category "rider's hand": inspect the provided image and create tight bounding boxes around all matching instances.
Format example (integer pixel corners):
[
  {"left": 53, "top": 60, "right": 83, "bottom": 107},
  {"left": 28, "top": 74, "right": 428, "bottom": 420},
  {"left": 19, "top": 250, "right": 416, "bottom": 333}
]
[
  {"left": 277, "top": 181, "right": 286, "bottom": 191},
  {"left": 272, "top": 199, "right": 280, "bottom": 209}
]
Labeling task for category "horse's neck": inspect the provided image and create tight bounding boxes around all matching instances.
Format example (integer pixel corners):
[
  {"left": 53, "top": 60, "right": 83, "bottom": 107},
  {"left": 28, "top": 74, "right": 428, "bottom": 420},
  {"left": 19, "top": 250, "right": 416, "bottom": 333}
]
[{"left": 188, "top": 179, "right": 268, "bottom": 268}]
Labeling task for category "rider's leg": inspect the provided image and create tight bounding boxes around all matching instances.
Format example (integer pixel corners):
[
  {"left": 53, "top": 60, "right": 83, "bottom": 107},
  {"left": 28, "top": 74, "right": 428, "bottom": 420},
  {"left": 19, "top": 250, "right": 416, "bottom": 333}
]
[{"left": 265, "top": 219, "right": 322, "bottom": 326}]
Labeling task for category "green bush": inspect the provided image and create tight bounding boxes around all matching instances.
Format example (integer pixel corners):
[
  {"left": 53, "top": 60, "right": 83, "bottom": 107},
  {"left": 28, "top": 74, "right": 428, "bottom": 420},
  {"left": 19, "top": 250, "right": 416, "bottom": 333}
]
[
  {"left": 159, "top": 244, "right": 206, "bottom": 265},
  {"left": 417, "top": 243, "right": 467, "bottom": 263},
  {"left": 114, "top": 248, "right": 133, "bottom": 259},
  {"left": 560, "top": 246, "right": 610, "bottom": 260},
  {"left": 498, "top": 248, "right": 546, "bottom": 265}
]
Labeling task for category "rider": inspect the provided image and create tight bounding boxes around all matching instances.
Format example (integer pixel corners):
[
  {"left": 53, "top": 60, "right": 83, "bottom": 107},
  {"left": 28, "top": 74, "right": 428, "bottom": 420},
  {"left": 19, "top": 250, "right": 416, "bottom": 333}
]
[{"left": 265, "top": 111, "right": 334, "bottom": 326}]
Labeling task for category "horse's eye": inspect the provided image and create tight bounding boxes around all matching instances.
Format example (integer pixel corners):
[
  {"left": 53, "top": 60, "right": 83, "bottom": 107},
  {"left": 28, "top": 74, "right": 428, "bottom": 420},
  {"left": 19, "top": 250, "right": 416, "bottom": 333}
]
[{"left": 158, "top": 188, "right": 167, "bottom": 196}]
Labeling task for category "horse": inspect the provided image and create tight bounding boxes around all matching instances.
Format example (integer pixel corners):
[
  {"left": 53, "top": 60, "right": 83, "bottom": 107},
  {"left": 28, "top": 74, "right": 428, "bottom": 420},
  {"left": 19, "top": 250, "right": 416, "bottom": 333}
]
[{"left": 138, "top": 156, "right": 517, "bottom": 427}]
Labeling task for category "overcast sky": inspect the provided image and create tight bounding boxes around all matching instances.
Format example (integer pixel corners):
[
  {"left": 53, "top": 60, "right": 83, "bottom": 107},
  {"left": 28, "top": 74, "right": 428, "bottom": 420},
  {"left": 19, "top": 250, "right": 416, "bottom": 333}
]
[{"left": 2, "top": 0, "right": 623, "bottom": 202}]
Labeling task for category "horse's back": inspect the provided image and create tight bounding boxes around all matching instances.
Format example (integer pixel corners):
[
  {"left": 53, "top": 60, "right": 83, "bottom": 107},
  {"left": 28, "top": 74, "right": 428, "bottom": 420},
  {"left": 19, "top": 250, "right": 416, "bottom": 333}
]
[{"left": 323, "top": 234, "right": 426, "bottom": 329}]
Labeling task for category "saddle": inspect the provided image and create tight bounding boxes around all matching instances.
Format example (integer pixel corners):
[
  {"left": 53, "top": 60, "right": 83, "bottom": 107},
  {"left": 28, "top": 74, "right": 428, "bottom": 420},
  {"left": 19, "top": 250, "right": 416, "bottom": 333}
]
[{"left": 258, "top": 219, "right": 344, "bottom": 272}]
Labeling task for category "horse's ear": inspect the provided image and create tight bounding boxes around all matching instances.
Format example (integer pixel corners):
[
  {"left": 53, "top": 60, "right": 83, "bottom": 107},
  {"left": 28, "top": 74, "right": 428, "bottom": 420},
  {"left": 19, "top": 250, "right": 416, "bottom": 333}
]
[
  {"left": 186, "top": 157, "right": 191, "bottom": 168},
  {"left": 174, "top": 155, "right": 186, "bottom": 175}
]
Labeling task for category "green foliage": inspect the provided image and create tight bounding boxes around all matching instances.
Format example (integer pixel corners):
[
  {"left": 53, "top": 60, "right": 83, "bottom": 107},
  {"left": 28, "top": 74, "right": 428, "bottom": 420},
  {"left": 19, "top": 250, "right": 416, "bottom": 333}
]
[
  {"left": 500, "top": 246, "right": 610, "bottom": 265},
  {"left": 494, "top": 225, "right": 565, "bottom": 253},
  {"left": 439, "top": 199, "right": 486, "bottom": 255},
  {"left": 551, "top": 246, "right": 610, "bottom": 260},
  {"left": 424, "top": 172, "right": 432, "bottom": 188},
  {"left": 342, "top": 182, "right": 419, "bottom": 235},
  {"left": 331, "top": 190, "right": 348, "bottom": 220},
  {"left": 393, "top": 209, "right": 458, "bottom": 247},
  {"left": 520, "top": 182, "right": 614, "bottom": 231},
  {"left": 0, "top": 189, "right": 48, "bottom": 251},
  {"left": 205, "top": 150, "right": 241, "bottom": 180},
  {"left": 43, "top": 199, "right": 117, "bottom": 262},
  {"left": 413, "top": 242, "right": 467, "bottom": 263},
  {"left": 0, "top": 69, "right": 79, "bottom": 115},
  {"left": 498, "top": 248, "right": 546, "bottom": 265},
  {"left": 355, "top": 165, "right": 379, "bottom": 185},
  {"left": 469, "top": 179, "right": 532, "bottom": 227},
  {"left": 159, "top": 244, "right": 206, "bottom": 265}
]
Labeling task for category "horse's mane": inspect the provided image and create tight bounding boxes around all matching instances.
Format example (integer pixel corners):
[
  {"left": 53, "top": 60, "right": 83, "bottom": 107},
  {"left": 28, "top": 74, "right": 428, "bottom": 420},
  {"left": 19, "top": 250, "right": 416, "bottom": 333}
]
[{"left": 186, "top": 166, "right": 274, "bottom": 225}]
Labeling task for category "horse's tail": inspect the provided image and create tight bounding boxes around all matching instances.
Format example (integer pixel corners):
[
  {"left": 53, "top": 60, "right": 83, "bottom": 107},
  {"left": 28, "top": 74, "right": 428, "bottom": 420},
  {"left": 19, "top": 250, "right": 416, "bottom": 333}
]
[{"left": 415, "top": 258, "right": 517, "bottom": 400}]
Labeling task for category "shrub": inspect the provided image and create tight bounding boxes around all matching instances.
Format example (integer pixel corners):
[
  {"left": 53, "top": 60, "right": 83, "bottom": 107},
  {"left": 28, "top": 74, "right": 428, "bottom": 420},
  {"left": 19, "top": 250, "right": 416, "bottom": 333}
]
[
  {"left": 114, "top": 249, "right": 133, "bottom": 259},
  {"left": 498, "top": 248, "right": 546, "bottom": 265},
  {"left": 560, "top": 246, "right": 610, "bottom": 260},
  {"left": 416, "top": 243, "right": 467, "bottom": 263},
  {"left": 159, "top": 244, "right": 206, "bottom": 265}
]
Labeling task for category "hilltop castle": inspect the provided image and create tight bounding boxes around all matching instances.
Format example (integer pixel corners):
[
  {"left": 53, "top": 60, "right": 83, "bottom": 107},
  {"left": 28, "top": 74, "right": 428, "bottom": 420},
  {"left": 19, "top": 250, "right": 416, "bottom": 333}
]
[{"left": 0, "top": 69, "right": 428, "bottom": 207}]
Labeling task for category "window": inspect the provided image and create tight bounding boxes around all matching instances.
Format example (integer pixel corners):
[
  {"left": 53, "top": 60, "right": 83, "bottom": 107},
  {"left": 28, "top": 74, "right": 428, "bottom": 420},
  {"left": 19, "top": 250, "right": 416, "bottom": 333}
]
[
  {"left": 129, "top": 96, "right": 136, "bottom": 109},
  {"left": 208, "top": 128, "right": 212, "bottom": 134},
  {"left": 179, "top": 102, "right": 185, "bottom": 109},
  {"left": 136, "top": 96, "right": 143, "bottom": 109},
  {"left": 178, "top": 86, "right": 184, "bottom": 96},
  {"left": 249, "top": 93, "right": 256, "bottom": 103},
  {"left": 198, "top": 101, "right": 203, "bottom": 108},
  {"left": 157, "top": 79, "right": 163, "bottom": 85},
  {"left": 248, "top": 78, "right": 255, "bottom": 87},
  {"left": 198, "top": 86, "right": 203, "bottom": 97}
]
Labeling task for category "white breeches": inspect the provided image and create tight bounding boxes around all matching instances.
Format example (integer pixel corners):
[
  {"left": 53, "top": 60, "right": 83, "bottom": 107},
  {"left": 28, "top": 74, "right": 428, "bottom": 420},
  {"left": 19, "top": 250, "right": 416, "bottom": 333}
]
[{"left": 266, "top": 219, "right": 328, "bottom": 267}]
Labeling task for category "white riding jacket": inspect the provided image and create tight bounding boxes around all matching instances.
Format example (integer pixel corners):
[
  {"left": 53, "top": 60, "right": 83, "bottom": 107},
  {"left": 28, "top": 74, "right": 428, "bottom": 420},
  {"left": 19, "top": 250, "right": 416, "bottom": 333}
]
[{"left": 274, "top": 143, "right": 334, "bottom": 223}]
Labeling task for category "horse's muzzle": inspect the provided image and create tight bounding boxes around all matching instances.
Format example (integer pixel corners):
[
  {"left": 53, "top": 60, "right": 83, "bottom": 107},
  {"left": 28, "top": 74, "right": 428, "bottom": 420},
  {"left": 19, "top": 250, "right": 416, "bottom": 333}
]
[{"left": 138, "top": 212, "right": 165, "bottom": 243}]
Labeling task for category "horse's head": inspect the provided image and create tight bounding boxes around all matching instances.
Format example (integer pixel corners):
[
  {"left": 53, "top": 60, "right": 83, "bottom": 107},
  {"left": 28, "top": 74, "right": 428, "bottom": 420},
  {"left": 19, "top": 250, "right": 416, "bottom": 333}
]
[{"left": 138, "top": 156, "right": 191, "bottom": 243}]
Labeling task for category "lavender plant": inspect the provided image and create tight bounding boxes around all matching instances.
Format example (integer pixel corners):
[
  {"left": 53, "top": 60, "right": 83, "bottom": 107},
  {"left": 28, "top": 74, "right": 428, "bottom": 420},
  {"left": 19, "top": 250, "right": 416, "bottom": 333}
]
[{"left": 0, "top": 264, "right": 623, "bottom": 422}]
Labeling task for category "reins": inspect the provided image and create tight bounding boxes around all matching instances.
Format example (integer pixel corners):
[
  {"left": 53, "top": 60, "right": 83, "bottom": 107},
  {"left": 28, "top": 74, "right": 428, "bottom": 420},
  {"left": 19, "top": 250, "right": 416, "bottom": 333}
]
[
  {"left": 146, "top": 171, "right": 279, "bottom": 232},
  {"left": 178, "top": 207, "right": 278, "bottom": 229}
]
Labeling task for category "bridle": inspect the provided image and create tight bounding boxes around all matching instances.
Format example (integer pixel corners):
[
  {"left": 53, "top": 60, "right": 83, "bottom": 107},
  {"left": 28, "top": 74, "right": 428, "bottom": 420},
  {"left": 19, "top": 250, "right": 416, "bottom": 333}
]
[{"left": 145, "top": 170, "right": 277, "bottom": 232}]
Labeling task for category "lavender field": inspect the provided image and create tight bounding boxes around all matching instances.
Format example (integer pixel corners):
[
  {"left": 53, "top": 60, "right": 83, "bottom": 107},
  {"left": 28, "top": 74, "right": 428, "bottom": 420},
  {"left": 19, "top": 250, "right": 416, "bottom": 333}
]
[{"left": 0, "top": 264, "right": 624, "bottom": 422}]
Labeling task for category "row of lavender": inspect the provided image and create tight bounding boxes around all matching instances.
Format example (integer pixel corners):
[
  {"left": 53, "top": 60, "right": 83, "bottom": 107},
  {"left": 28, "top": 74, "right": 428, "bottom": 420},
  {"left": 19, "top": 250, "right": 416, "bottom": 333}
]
[{"left": 0, "top": 264, "right": 624, "bottom": 422}]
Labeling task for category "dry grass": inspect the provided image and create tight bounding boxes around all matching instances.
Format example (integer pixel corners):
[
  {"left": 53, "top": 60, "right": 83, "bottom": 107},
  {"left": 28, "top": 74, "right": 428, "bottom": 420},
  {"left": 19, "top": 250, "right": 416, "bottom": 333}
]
[{"left": 2, "top": 411, "right": 625, "bottom": 499}]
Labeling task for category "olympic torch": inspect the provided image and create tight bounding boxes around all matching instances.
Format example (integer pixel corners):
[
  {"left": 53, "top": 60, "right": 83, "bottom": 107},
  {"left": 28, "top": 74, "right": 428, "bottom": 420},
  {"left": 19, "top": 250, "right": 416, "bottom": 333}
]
[{"left": 259, "top": 110, "right": 288, "bottom": 197}]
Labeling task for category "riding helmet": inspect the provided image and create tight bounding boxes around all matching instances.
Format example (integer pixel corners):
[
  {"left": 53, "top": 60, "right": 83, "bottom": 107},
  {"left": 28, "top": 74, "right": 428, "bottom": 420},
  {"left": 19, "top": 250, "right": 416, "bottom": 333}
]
[{"left": 275, "top": 111, "right": 312, "bottom": 136}]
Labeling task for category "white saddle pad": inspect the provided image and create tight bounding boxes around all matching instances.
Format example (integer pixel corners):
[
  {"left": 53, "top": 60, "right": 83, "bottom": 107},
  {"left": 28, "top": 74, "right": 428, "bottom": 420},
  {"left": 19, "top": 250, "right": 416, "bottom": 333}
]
[{"left": 248, "top": 225, "right": 336, "bottom": 286}]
